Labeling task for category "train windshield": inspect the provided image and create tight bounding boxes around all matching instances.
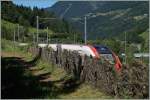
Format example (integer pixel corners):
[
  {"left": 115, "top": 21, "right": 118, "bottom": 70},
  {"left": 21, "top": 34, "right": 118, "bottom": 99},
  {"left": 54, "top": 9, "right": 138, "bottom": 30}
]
[
  {"left": 94, "top": 46, "right": 111, "bottom": 54},
  {"left": 94, "top": 45, "right": 114, "bottom": 64}
]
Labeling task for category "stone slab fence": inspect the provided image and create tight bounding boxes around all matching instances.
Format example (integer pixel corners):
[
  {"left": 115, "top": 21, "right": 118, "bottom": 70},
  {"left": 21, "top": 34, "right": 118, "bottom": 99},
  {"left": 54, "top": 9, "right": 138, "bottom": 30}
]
[{"left": 29, "top": 46, "right": 149, "bottom": 99}]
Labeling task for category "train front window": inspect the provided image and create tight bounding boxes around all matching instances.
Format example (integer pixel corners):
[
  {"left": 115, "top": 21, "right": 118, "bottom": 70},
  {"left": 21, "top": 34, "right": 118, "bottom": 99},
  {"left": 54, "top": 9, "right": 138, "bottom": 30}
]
[
  {"left": 94, "top": 46, "right": 114, "bottom": 64},
  {"left": 94, "top": 46, "right": 111, "bottom": 54}
]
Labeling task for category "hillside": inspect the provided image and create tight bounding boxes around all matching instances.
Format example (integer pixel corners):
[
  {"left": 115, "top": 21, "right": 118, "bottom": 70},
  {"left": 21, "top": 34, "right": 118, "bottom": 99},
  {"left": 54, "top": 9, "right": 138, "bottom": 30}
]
[
  {"left": 1, "top": 19, "right": 53, "bottom": 42},
  {"left": 1, "top": 1, "right": 83, "bottom": 43},
  {"left": 46, "top": 1, "right": 149, "bottom": 40},
  {"left": 1, "top": 1, "right": 77, "bottom": 35}
]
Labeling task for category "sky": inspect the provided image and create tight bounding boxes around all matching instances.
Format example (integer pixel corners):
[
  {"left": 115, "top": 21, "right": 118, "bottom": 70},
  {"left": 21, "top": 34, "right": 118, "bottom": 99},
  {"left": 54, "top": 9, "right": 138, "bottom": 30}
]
[{"left": 12, "top": 0, "right": 58, "bottom": 9}]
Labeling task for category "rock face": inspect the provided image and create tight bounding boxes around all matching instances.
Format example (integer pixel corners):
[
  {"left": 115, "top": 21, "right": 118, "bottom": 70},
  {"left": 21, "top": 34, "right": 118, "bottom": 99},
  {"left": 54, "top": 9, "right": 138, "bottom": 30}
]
[{"left": 29, "top": 47, "right": 149, "bottom": 98}]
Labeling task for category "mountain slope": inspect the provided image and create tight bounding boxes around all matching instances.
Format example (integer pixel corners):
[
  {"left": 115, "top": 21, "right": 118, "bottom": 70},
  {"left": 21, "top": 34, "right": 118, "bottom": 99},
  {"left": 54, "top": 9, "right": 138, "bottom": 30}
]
[{"left": 46, "top": 1, "right": 149, "bottom": 40}]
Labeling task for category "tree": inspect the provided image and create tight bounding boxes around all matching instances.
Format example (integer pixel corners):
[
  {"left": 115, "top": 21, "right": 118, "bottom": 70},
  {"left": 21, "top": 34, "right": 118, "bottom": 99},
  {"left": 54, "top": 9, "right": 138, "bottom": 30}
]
[{"left": 18, "top": 16, "right": 30, "bottom": 27}]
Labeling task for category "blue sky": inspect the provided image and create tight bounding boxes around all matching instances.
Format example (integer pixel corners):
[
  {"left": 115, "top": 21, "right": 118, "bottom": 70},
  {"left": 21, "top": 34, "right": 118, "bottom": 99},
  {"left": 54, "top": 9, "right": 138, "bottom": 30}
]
[{"left": 12, "top": 0, "right": 58, "bottom": 9}]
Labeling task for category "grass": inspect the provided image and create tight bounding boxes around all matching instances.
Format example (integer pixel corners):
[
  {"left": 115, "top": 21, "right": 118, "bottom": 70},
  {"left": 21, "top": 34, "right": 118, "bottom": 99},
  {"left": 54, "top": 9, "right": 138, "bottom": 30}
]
[
  {"left": 1, "top": 39, "right": 112, "bottom": 99},
  {"left": 1, "top": 39, "right": 33, "bottom": 60},
  {"left": 59, "top": 83, "right": 112, "bottom": 99},
  {"left": 139, "top": 29, "right": 149, "bottom": 42},
  {"left": 1, "top": 20, "right": 53, "bottom": 38},
  {"left": 28, "top": 27, "right": 53, "bottom": 35},
  {"left": 139, "top": 29, "right": 149, "bottom": 52}
]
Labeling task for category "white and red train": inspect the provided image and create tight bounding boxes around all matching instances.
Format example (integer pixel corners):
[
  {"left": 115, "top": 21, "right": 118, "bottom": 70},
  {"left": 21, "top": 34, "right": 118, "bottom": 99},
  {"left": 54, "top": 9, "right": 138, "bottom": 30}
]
[{"left": 38, "top": 44, "right": 122, "bottom": 71}]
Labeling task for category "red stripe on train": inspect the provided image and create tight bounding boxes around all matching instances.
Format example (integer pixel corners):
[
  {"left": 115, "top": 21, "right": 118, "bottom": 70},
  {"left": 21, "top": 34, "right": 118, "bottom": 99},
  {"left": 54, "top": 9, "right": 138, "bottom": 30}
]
[
  {"left": 87, "top": 45, "right": 100, "bottom": 59},
  {"left": 111, "top": 51, "right": 122, "bottom": 71}
]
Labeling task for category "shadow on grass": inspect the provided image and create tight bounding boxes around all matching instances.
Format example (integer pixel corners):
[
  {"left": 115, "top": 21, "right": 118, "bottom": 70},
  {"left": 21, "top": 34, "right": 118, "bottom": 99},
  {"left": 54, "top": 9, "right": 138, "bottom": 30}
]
[{"left": 1, "top": 48, "right": 82, "bottom": 99}]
